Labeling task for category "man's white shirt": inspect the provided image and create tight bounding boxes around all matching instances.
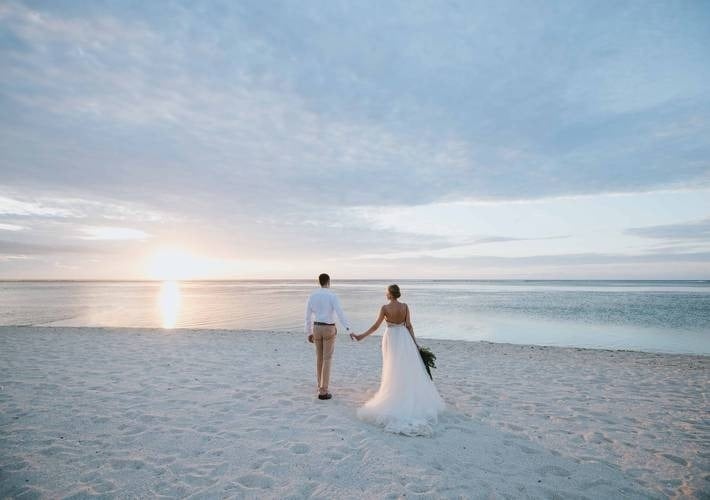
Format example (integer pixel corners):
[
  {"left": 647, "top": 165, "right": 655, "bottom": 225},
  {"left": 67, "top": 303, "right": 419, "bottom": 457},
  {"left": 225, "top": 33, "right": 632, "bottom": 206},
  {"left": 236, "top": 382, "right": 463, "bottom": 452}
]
[{"left": 304, "top": 287, "right": 351, "bottom": 335}]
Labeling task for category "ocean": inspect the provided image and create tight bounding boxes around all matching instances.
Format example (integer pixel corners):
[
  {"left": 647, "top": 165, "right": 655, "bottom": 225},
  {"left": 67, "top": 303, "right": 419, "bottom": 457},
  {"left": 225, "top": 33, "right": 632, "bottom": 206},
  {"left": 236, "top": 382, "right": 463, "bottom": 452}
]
[{"left": 0, "top": 280, "right": 708, "bottom": 354}]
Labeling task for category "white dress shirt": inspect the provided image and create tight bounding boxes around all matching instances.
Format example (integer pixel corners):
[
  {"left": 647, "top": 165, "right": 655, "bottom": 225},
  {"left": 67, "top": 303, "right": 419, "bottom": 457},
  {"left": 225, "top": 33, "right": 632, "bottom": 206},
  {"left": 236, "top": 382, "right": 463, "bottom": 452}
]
[{"left": 304, "top": 287, "right": 351, "bottom": 334}]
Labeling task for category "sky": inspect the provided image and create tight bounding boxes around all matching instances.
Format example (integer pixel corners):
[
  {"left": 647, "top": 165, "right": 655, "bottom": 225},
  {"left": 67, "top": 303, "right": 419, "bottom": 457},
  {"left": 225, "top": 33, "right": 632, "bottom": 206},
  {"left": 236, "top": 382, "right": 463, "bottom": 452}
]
[{"left": 0, "top": 0, "right": 709, "bottom": 280}]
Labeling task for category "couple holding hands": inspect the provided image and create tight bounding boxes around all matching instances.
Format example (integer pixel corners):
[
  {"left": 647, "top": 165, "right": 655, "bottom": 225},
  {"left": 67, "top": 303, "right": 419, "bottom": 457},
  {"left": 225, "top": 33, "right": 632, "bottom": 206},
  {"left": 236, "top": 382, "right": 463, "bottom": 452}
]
[{"left": 305, "top": 273, "right": 444, "bottom": 436}]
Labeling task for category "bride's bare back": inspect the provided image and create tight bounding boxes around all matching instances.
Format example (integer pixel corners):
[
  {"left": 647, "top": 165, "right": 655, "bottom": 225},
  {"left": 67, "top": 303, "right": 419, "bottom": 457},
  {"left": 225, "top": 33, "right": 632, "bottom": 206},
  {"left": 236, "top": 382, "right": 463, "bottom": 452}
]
[
  {"left": 383, "top": 301, "right": 408, "bottom": 324},
  {"left": 353, "top": 296, "right": 416, "bottom": 345}
]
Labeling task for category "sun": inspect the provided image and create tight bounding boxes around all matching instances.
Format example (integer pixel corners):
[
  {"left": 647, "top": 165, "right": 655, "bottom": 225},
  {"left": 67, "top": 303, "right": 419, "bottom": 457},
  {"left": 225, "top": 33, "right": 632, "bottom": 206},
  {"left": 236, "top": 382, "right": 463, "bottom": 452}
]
[
  {"left": 146, "top": 246, "right": 266, "bottom": 280},
  {"left": 147, "top": 247, "right": 211, "bottom": 281}
]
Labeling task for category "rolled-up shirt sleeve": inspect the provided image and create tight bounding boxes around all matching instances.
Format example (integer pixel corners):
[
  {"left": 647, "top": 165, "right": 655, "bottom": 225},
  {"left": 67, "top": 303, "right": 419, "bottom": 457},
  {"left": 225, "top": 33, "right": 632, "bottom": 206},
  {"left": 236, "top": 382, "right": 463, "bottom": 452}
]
[
  {"left": 305, "top": 296, "right": 313, "bottom": 334},
  {"left": 332, "top": 294, "right": 351, "bottom": 330}
]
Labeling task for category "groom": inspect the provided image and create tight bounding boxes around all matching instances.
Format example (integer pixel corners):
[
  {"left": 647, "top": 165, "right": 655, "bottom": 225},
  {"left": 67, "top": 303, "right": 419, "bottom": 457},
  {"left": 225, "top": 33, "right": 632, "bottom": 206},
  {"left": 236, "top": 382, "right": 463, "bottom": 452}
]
[{"left": 304, "top": 273, "right": 352, "bottom": 400}]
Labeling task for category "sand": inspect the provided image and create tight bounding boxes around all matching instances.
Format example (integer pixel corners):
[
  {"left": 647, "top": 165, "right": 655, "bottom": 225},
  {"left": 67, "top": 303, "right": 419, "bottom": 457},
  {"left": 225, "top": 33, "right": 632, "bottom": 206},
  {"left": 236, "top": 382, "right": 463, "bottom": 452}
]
[{"left": 0, "top": 327, "right": 707, "bottom": 499}]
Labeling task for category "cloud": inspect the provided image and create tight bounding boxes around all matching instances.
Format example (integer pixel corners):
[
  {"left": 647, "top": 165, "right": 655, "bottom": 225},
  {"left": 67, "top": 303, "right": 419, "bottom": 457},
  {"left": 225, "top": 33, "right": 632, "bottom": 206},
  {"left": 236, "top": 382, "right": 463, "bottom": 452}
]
[
  {"left": 0, "top": 2, "right": 709, "bottom": 278},
  {"left": 0, "top": 195, "right": 78, "bottom": 217},
  {"left": 0, "top": 192, "right": 164, "bottom": 222},
  {"left": 0, "top": 239, "right": 109, "bottom": 255},
  {"left": 626, "top": 218, "right": 710, "bottom": 241},
  {"left": 79, "top": 226, "right": 150, "bottom": 241},
  {"left": 364, "top": 251, "right": 710, "bottom": 267},
  {"left": 1, "top": 1, "right": 709, "bottom": 214},
  {"left": 0, "top": 2, "right": 155, "bottom": 46},
  {"left": 0, "top": 254, "right": 31, "bottom": 262},
  {"left": 352, "top": 235, "right": 571, "bottom": 260}
]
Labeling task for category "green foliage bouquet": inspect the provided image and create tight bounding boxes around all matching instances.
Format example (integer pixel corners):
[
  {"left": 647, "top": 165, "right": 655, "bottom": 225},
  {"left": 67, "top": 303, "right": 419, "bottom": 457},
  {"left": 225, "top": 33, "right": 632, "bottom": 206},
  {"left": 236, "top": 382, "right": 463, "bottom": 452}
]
[{"left": 418, "top": 346, "right": 437, "bottom": 380}]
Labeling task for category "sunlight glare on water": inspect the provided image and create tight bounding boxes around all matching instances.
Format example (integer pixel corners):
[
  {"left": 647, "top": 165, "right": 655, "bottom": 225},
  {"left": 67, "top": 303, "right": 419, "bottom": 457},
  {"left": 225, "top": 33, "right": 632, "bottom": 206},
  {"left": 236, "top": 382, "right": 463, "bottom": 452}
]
[{"left": 159, "top": 281, "right": 181, "bottom": 329}]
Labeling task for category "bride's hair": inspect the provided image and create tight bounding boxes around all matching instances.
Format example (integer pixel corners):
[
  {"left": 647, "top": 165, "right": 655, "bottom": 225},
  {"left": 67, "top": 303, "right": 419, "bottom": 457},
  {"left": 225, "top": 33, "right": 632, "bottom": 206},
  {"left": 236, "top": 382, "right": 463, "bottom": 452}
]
[{"left": 387, "top": 284, "right": 401, "bottom": 299}]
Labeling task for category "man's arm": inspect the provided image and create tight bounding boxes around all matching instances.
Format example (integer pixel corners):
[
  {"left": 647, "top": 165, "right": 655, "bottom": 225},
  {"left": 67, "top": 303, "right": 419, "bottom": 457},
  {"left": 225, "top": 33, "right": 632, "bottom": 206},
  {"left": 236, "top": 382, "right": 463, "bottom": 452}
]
[
  {"left": 304, "top": 296, "right": 314, "bottom": 336},
  {"left": 332, "top": 294, "right": 351, "bottom": 331}
]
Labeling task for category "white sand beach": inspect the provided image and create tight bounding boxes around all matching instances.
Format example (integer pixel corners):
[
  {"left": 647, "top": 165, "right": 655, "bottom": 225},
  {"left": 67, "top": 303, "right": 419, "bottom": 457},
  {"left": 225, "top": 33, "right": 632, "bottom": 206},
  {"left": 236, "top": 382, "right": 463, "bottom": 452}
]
[{"left": 0, "top": 327, "right": 707, "bottom": 499}]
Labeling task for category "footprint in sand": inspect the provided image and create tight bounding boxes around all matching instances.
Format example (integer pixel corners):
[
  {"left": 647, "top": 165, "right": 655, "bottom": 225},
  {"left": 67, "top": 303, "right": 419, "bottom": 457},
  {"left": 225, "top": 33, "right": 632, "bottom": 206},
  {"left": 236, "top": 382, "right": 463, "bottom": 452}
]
[
  {"left": 290, "top": 443, "right": 310, "bottom": 454},
  {"left": 324, "top": 450, "right": 345, "bottom": 461},
  {"left": 445, "top": 424, "right": 475, "bottom": 435},
  {"left": 90, "top": 480, "right": 117, "bottom": 494},
  {"left": 251, "top": 456, "right": 275, "bottom": 470},
  {"left": 661, "top": 453, "right": 688, "bottom": 466},
  {"left": 429, "top": 459, "right": 444, "bottom": 471},
  {"left": 293, "top": 481, "right": 318, "bottom": 498},
  {"left": 516, "top": 444, "right": 540, "bottom": 455},
  {"left": 536, "top": 465, "right": 571, "bottom": 477},
  {"left": 405, "top": 481, "right": 433, "bottom": 494},
  {"left": 155, "top": 455, "right": 177, "bottom": 465},
  {"left": 3, "top": 460, "right": 29, "bottom": 471},
  {"left": 580, "top": 478, "right": 613, "bottom": 490},
  {"left": 39, "top": 445, "right": 72, "bottom": 457},
  {"left": 120, "top": 424, "right": 147, "bottom": 435},
  {"left": 183, "top": 473, "right": 218, "bottom": 488},
  {"left": 237, "top": 473, "right": 274, "bottom": 489},
  {"left": 109, "top": 458, "right": 145, "bottom": 470}
]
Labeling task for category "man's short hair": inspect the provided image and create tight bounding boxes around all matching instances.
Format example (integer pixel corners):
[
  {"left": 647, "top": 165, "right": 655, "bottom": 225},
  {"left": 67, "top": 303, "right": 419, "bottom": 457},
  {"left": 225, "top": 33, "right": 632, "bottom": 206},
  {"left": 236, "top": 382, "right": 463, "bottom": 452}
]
[{"left": 318, "top": 273, "right": 330, "bottom": 286}]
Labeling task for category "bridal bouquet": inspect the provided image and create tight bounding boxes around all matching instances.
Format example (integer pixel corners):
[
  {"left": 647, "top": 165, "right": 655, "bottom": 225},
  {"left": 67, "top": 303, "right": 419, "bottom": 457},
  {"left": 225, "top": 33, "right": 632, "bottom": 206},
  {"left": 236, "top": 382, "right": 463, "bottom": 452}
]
[{"left": 418, "top": 346, "right": 437, "bottom": 380}]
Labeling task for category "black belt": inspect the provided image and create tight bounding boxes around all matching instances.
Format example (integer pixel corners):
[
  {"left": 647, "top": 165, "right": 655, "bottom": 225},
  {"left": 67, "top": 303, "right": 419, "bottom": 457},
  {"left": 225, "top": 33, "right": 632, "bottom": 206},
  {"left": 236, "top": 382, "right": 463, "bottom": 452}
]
[{"left": 314, "top": 322, "right": 335, "bottom": 326}]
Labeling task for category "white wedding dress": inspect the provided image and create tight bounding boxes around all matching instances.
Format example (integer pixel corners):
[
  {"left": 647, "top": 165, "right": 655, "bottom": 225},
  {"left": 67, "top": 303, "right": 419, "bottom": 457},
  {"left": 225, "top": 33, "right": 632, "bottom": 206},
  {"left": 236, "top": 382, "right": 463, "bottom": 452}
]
[{"left": 357, "top": 322, "right": 445, "bottom": 436}]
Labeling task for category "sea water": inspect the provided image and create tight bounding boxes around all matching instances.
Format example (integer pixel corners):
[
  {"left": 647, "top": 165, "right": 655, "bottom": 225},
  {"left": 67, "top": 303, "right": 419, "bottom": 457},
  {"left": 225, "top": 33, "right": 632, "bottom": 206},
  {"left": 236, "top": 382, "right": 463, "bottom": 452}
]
[{"left": 0, "top": 280, "right": 708, "bottom": 354}]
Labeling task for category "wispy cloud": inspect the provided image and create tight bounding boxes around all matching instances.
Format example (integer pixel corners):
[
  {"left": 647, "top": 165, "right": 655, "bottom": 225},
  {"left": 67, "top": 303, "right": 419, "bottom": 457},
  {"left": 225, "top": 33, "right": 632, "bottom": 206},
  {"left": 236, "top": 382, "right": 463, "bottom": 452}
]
[
  {"left": 0, "top": 239, "right": 112, "bottom": 255},
  {"left": 626, "top": 218, "right": 710, "bottom": 241},
  {"left": 353, "top": 235, "right": 571, "bottom": 260},
  {"left": 0, "top": 193, "right": 164, "bottom": 222},
  {"left": 79, "top": 226, "right": 150, "bottom": 241},
  {"left": 0, "top": 195, "right": 78, "bottom": 218}
]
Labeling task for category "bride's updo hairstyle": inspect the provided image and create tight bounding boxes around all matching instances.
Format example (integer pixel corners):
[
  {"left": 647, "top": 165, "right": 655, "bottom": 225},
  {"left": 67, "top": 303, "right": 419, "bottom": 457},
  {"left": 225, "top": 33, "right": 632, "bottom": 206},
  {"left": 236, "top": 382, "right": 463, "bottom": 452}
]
[{"left": 387, "top": 284, "right": 401, "bottom": 299}]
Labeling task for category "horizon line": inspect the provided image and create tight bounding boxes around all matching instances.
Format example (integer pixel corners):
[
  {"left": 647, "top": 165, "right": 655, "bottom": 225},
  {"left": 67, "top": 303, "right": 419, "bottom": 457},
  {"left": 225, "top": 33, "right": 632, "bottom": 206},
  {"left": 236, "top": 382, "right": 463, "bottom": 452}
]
[{"left": 0, "top": 278, "right": 708, "bottom": 283}]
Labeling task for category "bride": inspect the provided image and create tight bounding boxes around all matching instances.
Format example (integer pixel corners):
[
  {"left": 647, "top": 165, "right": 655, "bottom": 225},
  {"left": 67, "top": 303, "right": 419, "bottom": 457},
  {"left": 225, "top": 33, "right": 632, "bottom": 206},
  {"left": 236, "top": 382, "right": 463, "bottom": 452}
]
[{"left": 350, "top": 284, "right": 445, "bottom": 436}]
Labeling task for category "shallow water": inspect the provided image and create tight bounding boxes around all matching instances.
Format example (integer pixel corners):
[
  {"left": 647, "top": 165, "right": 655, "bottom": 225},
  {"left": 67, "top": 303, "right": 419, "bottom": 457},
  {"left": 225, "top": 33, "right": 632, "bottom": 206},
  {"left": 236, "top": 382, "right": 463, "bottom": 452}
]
[{"left": 0, "top": 280, "right": 708, "bottom": 354}]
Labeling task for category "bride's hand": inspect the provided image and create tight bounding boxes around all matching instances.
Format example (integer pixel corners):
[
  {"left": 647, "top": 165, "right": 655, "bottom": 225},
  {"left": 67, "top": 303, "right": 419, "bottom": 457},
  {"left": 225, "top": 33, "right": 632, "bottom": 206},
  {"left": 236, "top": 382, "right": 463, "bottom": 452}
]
[{"left": 349, "top": 333, "right": 360, "bottom": 341}]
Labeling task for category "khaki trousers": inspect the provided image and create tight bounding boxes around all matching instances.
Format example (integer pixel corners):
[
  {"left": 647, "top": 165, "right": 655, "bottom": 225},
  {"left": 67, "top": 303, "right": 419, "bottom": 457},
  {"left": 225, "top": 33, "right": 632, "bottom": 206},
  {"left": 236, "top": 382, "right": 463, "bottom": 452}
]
[{"left": 313, "top": 324, "right": 336, "bottom": 394}]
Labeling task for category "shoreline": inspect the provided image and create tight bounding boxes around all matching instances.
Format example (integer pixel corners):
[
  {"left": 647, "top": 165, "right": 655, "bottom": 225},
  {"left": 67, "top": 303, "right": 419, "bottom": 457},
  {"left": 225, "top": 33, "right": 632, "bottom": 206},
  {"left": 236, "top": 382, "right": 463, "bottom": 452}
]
[
  {"left": 7, "top": 324, "right": 710, "bottom": 358},
  {"left": 1, "top": 326, "right": 707, "bottom": 498}
]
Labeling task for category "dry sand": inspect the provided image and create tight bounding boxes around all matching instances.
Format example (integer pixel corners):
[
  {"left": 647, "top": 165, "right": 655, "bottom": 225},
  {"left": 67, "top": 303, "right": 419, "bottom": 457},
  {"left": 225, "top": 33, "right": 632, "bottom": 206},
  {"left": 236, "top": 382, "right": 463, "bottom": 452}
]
[{"left": 0, "top": 327, "right": 707, "bottom": 499}]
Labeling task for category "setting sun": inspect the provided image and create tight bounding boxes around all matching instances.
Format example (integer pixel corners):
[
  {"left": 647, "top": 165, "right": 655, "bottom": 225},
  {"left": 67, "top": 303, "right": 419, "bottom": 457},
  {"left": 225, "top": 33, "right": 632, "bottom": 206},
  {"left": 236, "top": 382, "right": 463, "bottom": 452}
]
[
  {"left": 147, "top": 247, "right": 217, "bottom": 281},
  {"left": 145, "top": 247, "right": 285, "bottom": 280}
]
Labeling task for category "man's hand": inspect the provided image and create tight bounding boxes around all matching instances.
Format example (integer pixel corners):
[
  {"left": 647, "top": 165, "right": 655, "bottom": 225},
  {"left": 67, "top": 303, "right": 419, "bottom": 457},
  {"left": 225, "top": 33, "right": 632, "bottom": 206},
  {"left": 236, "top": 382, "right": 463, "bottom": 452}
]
[
  {"left": 349, "top": 333, "right": 361, "bottom": 342},
  {"left": 307, "top": 334, "right": 314, "bottom": 343}
]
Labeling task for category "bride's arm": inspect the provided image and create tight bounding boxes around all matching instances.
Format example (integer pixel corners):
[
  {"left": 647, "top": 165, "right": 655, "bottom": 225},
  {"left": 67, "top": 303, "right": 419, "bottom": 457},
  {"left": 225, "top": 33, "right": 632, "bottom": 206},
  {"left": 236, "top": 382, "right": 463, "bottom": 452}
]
[
  {"left": 352, "top": 306, "right": 385, "bottom": 341},
  {"left": 404, "top": 304, "right": 418, "bottom": 346}
]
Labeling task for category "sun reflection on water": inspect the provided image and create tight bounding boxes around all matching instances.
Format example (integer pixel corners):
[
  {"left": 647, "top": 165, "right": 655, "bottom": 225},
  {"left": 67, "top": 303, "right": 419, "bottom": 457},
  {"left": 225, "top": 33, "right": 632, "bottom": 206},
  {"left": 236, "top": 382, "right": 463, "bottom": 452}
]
[{"left": 159, "top": 280, "right": 181, "bottom": 329}]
